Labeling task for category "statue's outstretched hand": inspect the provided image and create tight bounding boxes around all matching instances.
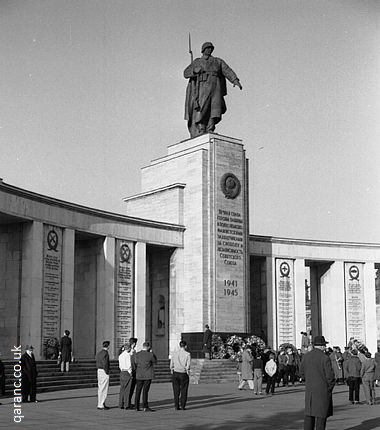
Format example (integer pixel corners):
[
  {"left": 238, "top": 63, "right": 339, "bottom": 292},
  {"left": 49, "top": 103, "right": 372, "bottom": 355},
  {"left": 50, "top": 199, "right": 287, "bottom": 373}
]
[{"left": 234, "top": 80, "right": 243, "bottom": 90}]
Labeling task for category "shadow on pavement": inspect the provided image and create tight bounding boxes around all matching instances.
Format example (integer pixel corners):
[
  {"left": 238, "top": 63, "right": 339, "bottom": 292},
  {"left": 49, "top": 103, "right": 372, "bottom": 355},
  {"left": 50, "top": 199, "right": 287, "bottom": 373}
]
[
  {"left": 150, "top": 390, "right": 305, "bottom": 410},
  {"left": 180, "top": 409, "right": 304, "bottom": 430},
  {"left": 34, "top": 393, "right": 97, "bottom": 402},
  {"left": 152, "top": 394, "right": 239, "bottom": 409},
  {"left": 345, "top": 418, "right": 380, "bottom": 430}
]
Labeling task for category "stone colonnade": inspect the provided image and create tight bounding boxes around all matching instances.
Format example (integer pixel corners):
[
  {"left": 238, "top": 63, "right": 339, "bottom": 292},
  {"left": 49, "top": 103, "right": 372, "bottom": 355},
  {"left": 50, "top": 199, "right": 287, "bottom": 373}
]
[{"left": 250, "top": 238, "right": 379, "bottom": 354}]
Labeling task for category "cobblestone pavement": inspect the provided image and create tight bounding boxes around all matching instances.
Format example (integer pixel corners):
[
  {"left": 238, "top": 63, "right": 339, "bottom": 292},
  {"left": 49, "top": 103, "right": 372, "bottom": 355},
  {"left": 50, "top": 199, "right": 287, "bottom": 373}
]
[{"left": 1, "top": 382, "right": 379, "bottom": 429}]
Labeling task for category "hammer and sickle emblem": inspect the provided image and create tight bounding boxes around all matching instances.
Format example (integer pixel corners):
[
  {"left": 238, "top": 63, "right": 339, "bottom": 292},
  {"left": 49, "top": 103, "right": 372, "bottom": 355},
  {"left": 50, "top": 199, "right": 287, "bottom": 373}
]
[
  {"left": 220, "top": 173, "right": 241, "bottom": 199},
  {"left": 349, "top": 265, "right": 359, "bottom": 281},
  {"left": 280, "top": 262, "right": 290, "bottom": 277},
  {"left": 47, "top": 230, "right": 58, "bottom": 251},
  {"left": 120, "top": 244, "right": 131, "bottom": 263}
]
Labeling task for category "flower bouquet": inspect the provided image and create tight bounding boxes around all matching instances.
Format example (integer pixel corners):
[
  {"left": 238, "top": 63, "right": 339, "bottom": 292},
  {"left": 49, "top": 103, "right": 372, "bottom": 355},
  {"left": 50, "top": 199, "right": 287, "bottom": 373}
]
[{"left": 43, "top": 337, "right": 59, "bottom": 359}]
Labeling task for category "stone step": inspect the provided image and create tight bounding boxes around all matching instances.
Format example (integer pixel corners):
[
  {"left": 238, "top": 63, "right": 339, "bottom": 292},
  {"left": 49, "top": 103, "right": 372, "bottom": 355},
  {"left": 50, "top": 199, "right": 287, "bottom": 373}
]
[
  {"left": 190, "top": 359, "right": 239, "bottom": 384},
  {"left": 2, "top": 359, "right": 171, "bottom": 396}
]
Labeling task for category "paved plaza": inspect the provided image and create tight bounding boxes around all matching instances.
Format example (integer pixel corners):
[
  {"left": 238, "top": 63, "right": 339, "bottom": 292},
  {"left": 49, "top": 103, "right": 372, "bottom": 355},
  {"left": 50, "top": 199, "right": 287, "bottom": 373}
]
[{"left": 1, "top": 382, "right": 379, "bottom": 430}]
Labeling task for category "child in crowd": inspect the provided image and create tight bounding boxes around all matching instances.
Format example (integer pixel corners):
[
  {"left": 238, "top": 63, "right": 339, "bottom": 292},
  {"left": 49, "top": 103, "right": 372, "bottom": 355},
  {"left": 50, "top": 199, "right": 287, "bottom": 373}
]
[{"left": 265, "top": 353, "right": 277, "bottom": 396}]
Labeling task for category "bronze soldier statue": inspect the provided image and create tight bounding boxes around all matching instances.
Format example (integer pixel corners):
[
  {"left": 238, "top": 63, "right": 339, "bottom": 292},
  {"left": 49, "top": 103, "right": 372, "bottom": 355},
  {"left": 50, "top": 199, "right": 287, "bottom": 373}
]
[{"left": 184, "top": 42, "right": 242, "bottom": 138}]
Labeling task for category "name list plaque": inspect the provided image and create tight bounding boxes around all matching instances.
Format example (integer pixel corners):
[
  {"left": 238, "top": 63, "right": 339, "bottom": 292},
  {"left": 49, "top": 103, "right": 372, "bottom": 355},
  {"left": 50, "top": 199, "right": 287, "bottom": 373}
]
[
  {"left": 344, "top": 263, "right": 365, "bottom": 344},
  {"left": 115, "top": 240, "right": 134, "bottom": 351},
  {"left": 276, "top": 258, "right": 295, "bottom": 346},
  {"left": 42, "top": 225, "right": 63, "bottom": 345}
]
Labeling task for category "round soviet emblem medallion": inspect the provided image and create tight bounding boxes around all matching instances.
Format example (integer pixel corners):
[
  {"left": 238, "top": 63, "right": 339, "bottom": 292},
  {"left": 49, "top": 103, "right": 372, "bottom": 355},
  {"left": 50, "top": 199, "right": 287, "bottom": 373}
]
[
  {"left": 120, "top": 244, "right": 131, "bottom": 263},
  {"left": 221, "top": 173, "right": 241, "bottom": 199},
  {"left": 349, "top": 265, "right": 359, "bottom": 280},
  {"left": 280, "top": 262, "right": 290, "bottom": 277},
  {"left": 47, "top": 230, "right": 58, "bottom": 251}
]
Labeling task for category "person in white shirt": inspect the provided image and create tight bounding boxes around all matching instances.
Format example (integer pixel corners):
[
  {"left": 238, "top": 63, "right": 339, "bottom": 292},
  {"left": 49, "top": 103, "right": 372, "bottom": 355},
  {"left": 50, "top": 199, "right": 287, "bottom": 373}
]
[
  {"left": 265, "top": 353, "right": 278, "bottom": 395},
  {"left": 118, "top": 343, "right": 133, "bottom": 409},
  {"left": 128, "top": 337, "right": 138, "bottom": 408},
  {"left": 170, "top": 341, "right": 191, "bottom": 410}
]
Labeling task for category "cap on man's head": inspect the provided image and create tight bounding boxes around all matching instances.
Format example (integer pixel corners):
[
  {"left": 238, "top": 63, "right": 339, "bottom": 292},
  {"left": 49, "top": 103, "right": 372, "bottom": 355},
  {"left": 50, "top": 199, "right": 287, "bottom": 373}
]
[
  {"left": 102, "top": 341, "right": 110, "bottom": 348},
  {"left": 205, "top": 324, "right": 209, "bottom": 329},
  {"left": 313, "top": 335, "right": 328, "bottom": 346},
  {"left": 25, "top": 345, "right": 34, "bottom": 351},
  {"left": 143, "top": 341, "right": 151, "bottom": 348},
  {"left": 201, "top": 42, "right": 214, "bottom": 53}
]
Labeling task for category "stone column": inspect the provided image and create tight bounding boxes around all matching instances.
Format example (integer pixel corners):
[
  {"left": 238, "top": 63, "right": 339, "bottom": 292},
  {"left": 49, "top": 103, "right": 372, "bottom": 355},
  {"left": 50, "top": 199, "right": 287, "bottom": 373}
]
[
  {"left": 266, "top": 257, "right": 276, "bottom": 349},
  {"left": 363, "top": 262, "right": 377, "bottom": 353},
  {"left": 0, "top": 224, "right": 23, "bottom": 358},
  {"left": 134, "top": 242, "right": 147, "bottom": 345},
  {"left": 20, "top": 221, "right": 44, "bottom": 358},
  {"left": 61, "top": 228, "right": 75, "bottom": 337},
  {"left": 294, "top": 259, "right": 306, "bottom": 349},
  {"left": 169, "top": 248, "right": 184, "bottom": 354},
  {"left": 96, "top": 237, "right": 115, "bottom": 357},
  {"left": 320, "top": 262, "right": 345, "bottom": 347}
]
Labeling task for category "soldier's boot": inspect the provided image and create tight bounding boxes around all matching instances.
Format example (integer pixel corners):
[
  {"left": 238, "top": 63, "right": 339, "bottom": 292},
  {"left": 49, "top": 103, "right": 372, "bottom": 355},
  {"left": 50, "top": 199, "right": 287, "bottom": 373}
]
[
  {"left": 206, "top": 118, "right": 215, "bottom": 133},
  {"left": 197, "top": 123, "right": 207, "bottom": 135}
]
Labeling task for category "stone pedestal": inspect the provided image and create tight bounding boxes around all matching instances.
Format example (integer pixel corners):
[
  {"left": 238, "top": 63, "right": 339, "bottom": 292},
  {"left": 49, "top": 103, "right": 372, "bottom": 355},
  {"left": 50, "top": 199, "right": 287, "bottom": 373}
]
[{"left": 125, "top": 133, "right": 249, "bottom": 334}]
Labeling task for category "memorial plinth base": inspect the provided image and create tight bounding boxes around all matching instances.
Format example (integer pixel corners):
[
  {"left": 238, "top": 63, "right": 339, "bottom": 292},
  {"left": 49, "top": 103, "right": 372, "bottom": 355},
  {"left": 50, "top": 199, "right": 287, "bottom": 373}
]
[{"left": 125, "top": 133, "right": 249, "bottom": 339}]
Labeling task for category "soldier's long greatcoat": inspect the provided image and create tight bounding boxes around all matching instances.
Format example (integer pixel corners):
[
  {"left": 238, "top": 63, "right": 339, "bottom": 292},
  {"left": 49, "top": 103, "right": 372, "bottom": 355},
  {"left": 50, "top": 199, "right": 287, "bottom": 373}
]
[
  {"left": 300, "top": 348, "right": 335, "bottom": 418},
  {"left": 184, "top": 55, "right": 239, "bottom": 135}
]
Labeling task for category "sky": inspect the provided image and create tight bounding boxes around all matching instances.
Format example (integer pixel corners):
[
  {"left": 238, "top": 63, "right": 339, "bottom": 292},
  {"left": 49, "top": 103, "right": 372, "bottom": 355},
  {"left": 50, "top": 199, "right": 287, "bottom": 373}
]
[{"left": 1, "top": 0, "right": 380, "bottom": 243}]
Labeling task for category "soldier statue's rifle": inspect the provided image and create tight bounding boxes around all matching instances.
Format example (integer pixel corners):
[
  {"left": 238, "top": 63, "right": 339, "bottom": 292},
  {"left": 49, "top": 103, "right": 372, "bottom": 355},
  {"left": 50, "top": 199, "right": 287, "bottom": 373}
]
[
  {"left": 188, "top": 32, "right": 193, "bottom": 62},
  {"left": 188, "top": 33, "right": 200, "bottom": 111}
]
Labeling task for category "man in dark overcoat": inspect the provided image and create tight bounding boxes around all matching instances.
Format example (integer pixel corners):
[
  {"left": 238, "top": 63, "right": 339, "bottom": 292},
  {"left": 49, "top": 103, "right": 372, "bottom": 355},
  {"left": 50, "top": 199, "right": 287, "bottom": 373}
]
[
  {"left": 202, "top": 324, "right": 213, "bottom": 360},
  {"left": 134, "top": 342, "right": 157, "bottom": 412},
  {"left": 21, "top": 345, "right": 38, "bottom": 402},
  {"left": 300, "top": 336, "right": 335, "bottom": 430},
  {"left": 59, "top": 330, "right": 72, "bottom": 372}
]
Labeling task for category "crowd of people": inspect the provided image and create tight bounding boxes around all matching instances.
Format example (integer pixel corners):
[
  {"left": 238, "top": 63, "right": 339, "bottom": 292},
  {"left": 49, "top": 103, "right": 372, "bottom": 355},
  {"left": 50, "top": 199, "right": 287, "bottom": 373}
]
[
  {"left": 237, "top": 343, "right": 302, "bottom": 396},
  {"left": 237, "top": 332, "right": 380, "bottom": 404},
  {"left": 235, "top": 333, "right": 379, "bottom": 406},
  {"left": 0, "top": 330, "right": 378, "bottom": 425},
  {"left": 234, "top": 334, "right": 379, "bottom": 430},
  {"left": 95, "top": 338, "right": 191, "bottom": 412}
]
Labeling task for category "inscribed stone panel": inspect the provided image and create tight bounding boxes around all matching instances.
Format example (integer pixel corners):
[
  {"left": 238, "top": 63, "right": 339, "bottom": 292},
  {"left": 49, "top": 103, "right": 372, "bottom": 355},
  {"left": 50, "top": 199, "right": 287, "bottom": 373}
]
[
  {"left": 344, "top": 262, "right": 365, "bottom": 344},
  {"left": 42, "top": 225, "right": 62, "bottom": 347},
  {"left": 115, "top": 240, "right": 134, "bottom": 351},
  {"left": 214, "top": 140, "right": 246, "bottom": 331},
  {"left": 275, "top": 258, "right": 295, "bottom": 346}
]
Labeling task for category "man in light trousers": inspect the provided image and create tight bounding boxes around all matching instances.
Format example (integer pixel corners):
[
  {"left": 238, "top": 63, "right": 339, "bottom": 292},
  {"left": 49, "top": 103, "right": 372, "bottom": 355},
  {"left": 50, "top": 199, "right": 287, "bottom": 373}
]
[
  {"left": 96, "top": 341, "right": 110, "bottom": 410},
  {"left": 118, "top": 343, "right": 133, "bottom": 409}
]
